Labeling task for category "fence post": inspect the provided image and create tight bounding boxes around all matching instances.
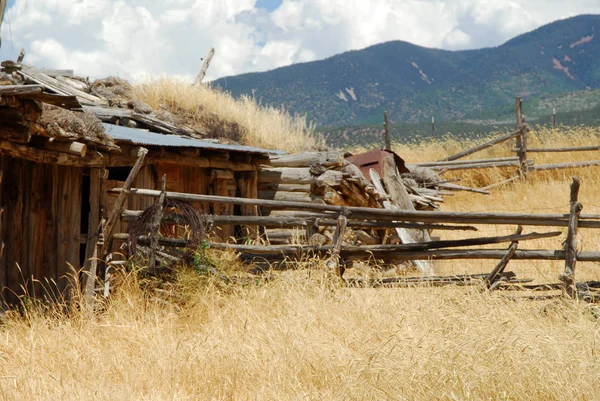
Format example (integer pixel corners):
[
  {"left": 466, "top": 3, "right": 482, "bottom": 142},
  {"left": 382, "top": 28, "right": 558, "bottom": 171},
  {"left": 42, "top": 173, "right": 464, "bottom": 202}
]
[
  {"left": 383, "top": 111, "right": 391, "bottom": 151},
  {"left": 148, "top": 174, "right": 167, "bottom": 269},
  {"left": 552, "top": 107, "right": 557, "bottom": 129},
  {"left": 515, "top": 97, "right": 528, "bottom": 178},
  {"left": 561, "top": 177, "right": 582, "bottom": 298}
]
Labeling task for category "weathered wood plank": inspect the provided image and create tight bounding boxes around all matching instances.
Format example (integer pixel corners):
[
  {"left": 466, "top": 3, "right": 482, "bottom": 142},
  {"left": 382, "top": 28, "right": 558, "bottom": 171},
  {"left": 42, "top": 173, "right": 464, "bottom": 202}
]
[
  {"left": 561, "top": 177, "right": 582, "bottom": 298},
  {"left": 440, "top": 129, "right": 521, "bottom": 161},
  {"left": 83, "top": 168, "right": 102, "bottom": 309}
]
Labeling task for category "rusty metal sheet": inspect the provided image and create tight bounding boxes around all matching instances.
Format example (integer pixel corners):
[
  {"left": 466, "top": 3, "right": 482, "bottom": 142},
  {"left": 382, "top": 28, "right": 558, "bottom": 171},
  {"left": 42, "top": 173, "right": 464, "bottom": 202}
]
[{"left": 345, "top": 149, "right": 410, "bottom": 178}]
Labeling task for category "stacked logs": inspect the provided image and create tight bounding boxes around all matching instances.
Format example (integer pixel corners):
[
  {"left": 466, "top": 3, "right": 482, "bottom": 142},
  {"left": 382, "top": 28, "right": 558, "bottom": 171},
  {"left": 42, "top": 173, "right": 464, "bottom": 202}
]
[{"left": 258, "top": 151, "right": 446, "bottom": 246}]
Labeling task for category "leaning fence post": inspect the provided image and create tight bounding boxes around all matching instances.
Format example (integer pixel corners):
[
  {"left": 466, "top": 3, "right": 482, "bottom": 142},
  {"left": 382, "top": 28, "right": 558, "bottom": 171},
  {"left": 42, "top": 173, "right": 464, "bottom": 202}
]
[
  {"left": 486, "top": 226, "right": 522, "bottom": 289},
  {"left": 148, "top": 174, "right": 167, "bottom": 269},
  {"left": 327, "top": 213, "right": 348, "bottom": 277},
  {"left": 515, "top": 97, "right": 528, "bottom": 178},
  {"left": 561, "top": 177, "right": 582, "bottom": 298}
]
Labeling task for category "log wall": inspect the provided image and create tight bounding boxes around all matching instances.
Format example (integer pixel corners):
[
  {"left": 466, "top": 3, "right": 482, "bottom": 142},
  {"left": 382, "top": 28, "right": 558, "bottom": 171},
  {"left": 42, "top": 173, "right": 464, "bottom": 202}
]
[{"left": 0, "top": 156, "right": 82, "bottom": 303}]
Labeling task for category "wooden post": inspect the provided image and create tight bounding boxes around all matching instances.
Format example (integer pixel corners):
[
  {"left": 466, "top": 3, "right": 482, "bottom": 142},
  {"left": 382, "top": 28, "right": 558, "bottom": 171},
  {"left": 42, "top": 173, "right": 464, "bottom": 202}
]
[
  {"left": 431, "top": 116, "right": 435, "bottom": 137},
  {"left": 561, "top": 177, "right": 582, "bottom": 298},
  {"left": 326, "top": 214, "right": 348, "bottom": 277},
  {"left": 552, "top": 107, "right": 557, "bottom": 129},
  {"left": 99, "top": 147, "right": 148, "bottom": 259},
  {"left": 194, "top": 47, "right": 215, "bottom": 85},
  {"left": 515, "top": 97, "right": 528, "bottom": 178},
  {"left": 148, "top": 175, "right": 167, "bottom": 270},
  {"left": 383, "top": 111, "right": 391, "bottom": 151},
  {"left": 83, "top": 168, "right": 102, "bottom": 309},
  {"left": 17, "top": 49, "right": 25, "bottom": 63},
  {"left": 485, "top": 226, "right": 522, "bottom": 288}
]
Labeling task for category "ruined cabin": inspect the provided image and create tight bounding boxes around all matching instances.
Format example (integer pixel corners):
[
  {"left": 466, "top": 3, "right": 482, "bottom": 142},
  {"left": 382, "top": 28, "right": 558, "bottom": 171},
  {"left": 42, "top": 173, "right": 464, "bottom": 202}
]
[{"left": 0, "top": 62, "right": 280, "bottom": 302}]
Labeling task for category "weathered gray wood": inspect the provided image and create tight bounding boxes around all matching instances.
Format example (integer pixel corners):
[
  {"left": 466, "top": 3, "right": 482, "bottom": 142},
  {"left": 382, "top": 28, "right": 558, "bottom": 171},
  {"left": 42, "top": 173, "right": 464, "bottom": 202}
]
[
  {"left": 416, "top": 156, "right": 518, "bottom": 168},
  {"left": 258, "top": 190, "right": 312, "bottom": 203},
  {"left": 269, "top": 151, "right": 345, "bottom": 168},
  {"left": 0, "top": 85, "right": 44, "bottom": 95},
  {"left": 425, "top": 160, "right": 523, "bottom": 171},
  {"left": 99, "top": 147, "right": 148, "bottom": 258},
  {"left": 561, "top": 177, "right": 582, "bottom": 298},
  {"left": 40, "top": 69, "right": 75, "bottom": 78},
  {"left": 383, "top": 111, "right": 391, "bottom": 151},
  {"left": 83, "top": 168, "right": 101, "bottom": 309},
  {"left": 522, "top": 145, "right": 600, "bottom": 153},
  {"left": 485, "top": 226, "right": 522, "bottom": 288},
  {"left": 19, "top": 67, "right": 105, "bottom": 105},
  {"left": 44, "top": 140, "right": 87, "bottom": 157},
  {"left": 438, "top": 183, "right": 490, "bottom": 195},
  {"left": 194, "top": 47, "right": 215, "bottom": 85},
  {"left": 531, "top": 160, "right": 600, "bottom": 171},
  {"left": 148, "top": 175, "right": 167, "bottom": 269},
  {"left": 326, "top": 215, "right": 347, "bottom": 275},
  {"left": 481, "top": 175, "right": 520, "bottom": 191},
  {"left": 515, "top": 97, "right": 528, "bottom": 177},
  {"left": 122, "top": 210, "right": 478, "bottom": 231},
  {"left": 440, "top": 129, "right": 521, "bottom": 161},
  {"left": 258, "top": 167, "right": 317, "bottom": 184},
  {"left": 115, "top": 230, "right": 558, "bottom": 253},
  {"left": 113, "top": 187, "right": 600, "bottom": 228}
]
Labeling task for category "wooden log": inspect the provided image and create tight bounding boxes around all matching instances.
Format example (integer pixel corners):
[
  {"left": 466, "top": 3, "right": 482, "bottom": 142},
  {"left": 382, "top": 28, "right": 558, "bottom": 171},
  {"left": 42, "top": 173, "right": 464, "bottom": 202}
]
[
  {"left": 415, "top": 156, "right": 518, "bottom": 168},
  {"left": 148, "top": 175, "right": 167, "bottom": 269},
  {"left": 480, "top": 175, "right": 520, "bottom": 191},
  {"left": 258, "top": 190, "right": 312, "bottom": 203},
  {"left": 326, "top": 215, "right": 347, "bottom": 276},
  {"left": 269, "top": 151, "right": 345, "bottom": 168},
  {"left": 83, "top": 168, "right": 101, "bottom": 309},
  {"left": 370, "top": 168, "right": 433, "bottom": 275},
  {"left": 99, "top": 147, "right": 148, "bottom": 258},
  {"left": 258, "top": 183, "right": 312, "bottom": 192},
  {"left": 531, "top": 160, "right": 600, "bottom": 171},
  {"left": 485, "top": 226, "right": 522, "bottom": 288},
  {"left": 440, "top": 129, "right": 521, "bottom": 162},
  {"left": 438, "top": 183, "right": 490, "bottom": 195},
  {"left": 316, "top": 170, "right": 344, "bottom": 187},
  {"left": 0, "top": 84, "right": 44, "bottom": 95},
  {"left": 113, "top": 187, "right": 600, "bottom": 228},
  {"left": 421, "top": 160, "right": 523, "bottom": 171},
  {"left": 259, "top": 167, "right": 316, "bottom": 184},
  {"left": 41, "top": 69, "right": 75, "bottom": 78},
  {"left": 122, "top": 209, "right": 478, "bottom": 231},
  {"left": 525, "top": 145, "right": 600, "bottom": 153},
  {"left": 44, "top": 140, "right": 87, "bottom": 157},
  {"left": 0, "top": 123, "right": 31, "bottom": 144},
  {"left": 561, "top": 177, "right": 582, "bottom": 298}
]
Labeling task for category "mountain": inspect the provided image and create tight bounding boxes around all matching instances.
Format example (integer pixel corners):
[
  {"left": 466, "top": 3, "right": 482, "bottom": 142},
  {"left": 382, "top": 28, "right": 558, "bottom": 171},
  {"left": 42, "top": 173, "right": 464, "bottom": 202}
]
[{"left": 212, "top": 15, "right": 600, "bottom": 130}]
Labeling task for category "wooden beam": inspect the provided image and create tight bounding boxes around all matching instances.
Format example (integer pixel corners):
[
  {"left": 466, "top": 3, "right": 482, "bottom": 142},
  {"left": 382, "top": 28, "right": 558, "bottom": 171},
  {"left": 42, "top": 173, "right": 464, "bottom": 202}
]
[
  {"left": 269, "top": 151, "right": 345, "bottom": 168},
  {"left": 326, "top": 215, "right": 347, "bottom": 276},
  {"left": 0, "top": 85, "right": 44, "bottom": 95},
  {"left": 531, "top": 160, "right": 600, "bottom": 171},
  {"left": 44, "top": 140, "right": 87, "bottom": 157},
  {"left": 485, "top": 226, "right": 522, "bottom": 288},
  {"left": 521, "top": 146, "right": 600, "bottom": 153},
  {"left": 112, "top": 187, "right": 600, "bottom": 228},
  {"left": 99, "top": 147, "right": 148, "bottom": 259},
  {"left": 440, "top": 129, "right": 521, "bottom": 162},
  {"left": 148, "top": 175, "right": 167, "bottom": 269},
  {"left": 416, "top": 156, "right": 518, "bottom": 168}
]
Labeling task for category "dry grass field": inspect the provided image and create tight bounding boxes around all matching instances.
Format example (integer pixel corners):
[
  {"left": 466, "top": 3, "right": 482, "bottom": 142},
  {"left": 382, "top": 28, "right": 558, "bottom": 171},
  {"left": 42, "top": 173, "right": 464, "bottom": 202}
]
[{"left": 3, "top": 126, "right": 600, "bottom": 400}]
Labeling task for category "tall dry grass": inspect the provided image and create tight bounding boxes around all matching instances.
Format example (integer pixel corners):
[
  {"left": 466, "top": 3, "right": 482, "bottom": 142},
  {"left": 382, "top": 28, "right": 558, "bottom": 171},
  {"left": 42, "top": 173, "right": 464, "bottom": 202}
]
[
  {"left": 133, "top": 79, "right": 321, "bottom": 153},
  {"left": 3, "top": 126, "right": 600, "bottom": 400}
]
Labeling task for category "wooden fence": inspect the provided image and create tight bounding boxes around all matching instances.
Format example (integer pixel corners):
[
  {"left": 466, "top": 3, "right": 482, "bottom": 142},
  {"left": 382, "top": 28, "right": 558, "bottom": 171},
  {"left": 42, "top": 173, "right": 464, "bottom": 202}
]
[
  {"left": 108, "top": 176, "right": 600, "bottom": 301},
  {"left": 420, "top": 97, "right": 600, "bottom": 188}
]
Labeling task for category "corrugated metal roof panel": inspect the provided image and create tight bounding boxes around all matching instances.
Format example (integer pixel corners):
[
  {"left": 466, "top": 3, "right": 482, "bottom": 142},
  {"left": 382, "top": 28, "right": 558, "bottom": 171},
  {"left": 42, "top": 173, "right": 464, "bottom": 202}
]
[{"left": 102, "top": 123, "right": 284, "bottom": 155}]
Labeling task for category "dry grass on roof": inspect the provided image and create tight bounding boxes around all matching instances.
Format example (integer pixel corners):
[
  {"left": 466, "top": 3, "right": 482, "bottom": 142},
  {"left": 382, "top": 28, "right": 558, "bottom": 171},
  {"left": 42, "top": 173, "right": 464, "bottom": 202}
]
[
  {"left": 38, "top": 104, "right": 118, "bottom": 149},
  {"left": 133, "top": 78, "right": 322, "bottom": 153}
]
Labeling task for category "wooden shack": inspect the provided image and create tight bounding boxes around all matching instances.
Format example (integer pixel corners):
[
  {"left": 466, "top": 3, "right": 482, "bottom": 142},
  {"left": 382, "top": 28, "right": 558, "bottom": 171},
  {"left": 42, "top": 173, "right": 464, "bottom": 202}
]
[{"left": 0, "top": 62, "right": 280, "bottom": 304}]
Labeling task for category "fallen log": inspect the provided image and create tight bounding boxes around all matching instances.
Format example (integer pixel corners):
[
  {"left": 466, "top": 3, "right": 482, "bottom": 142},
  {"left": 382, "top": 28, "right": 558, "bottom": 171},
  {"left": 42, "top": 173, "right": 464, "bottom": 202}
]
[{"left": 269, "top": 151, "right": 345, "bottom": 167}]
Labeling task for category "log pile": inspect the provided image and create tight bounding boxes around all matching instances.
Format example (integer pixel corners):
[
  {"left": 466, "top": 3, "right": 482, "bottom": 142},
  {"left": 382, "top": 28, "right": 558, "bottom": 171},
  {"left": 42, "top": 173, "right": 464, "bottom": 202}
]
[{"left": 257, "top": 151, "right": 448, "bottom": 255}]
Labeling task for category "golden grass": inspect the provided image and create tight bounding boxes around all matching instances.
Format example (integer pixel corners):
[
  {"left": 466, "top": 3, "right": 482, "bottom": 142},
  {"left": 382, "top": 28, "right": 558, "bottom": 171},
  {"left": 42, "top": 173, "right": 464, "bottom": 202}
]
[
  {"left": 4, "top": 126, "right": 600, "bottom": 400},
  {"left": 133, "top": 79, "right": 321, "bottom": 153}
]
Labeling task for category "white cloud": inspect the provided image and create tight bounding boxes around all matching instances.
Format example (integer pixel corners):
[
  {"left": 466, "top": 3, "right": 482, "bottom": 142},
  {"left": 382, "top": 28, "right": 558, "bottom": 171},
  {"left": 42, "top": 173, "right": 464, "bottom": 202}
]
[{"left": 0, "top": 0, "right": 599, "bottom": 82}]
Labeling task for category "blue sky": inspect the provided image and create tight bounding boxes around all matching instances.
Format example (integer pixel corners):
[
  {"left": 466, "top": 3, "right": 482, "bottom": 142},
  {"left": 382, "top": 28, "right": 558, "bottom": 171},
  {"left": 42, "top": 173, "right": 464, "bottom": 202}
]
[
  {"left": 1, "top": 1, "right": 600, "bottom": 81},
  {"left": 256, "top": 0, "right": 283, "bottom": 12}
]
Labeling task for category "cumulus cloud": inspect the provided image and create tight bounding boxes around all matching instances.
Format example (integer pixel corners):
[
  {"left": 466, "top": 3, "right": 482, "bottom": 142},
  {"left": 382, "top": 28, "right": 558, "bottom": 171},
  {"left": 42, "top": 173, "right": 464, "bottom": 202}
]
[{"left": 0, "top": 0, "right": 599, "bottom": 82}]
